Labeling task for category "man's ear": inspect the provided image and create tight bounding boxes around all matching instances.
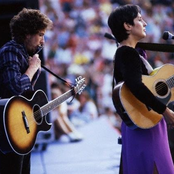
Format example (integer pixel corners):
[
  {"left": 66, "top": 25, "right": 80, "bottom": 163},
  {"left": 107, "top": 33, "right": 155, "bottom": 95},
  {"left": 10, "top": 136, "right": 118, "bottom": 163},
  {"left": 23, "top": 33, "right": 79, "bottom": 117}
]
[{"left": 123, "top": 22, "right": 132, "bottom": 32}]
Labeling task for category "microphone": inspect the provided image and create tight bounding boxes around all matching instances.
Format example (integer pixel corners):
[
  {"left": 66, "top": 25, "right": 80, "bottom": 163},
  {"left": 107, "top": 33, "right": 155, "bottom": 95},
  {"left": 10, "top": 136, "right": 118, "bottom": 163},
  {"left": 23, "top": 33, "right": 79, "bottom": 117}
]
[
  {"left": 104, "top": 32, "right": 119, "bottom": 46},
  {"left": 162, "top": 31, "right": 174, "bottom": 40},
  {"left": 104, "top": 33, "right": 116, "bottom": 41}
]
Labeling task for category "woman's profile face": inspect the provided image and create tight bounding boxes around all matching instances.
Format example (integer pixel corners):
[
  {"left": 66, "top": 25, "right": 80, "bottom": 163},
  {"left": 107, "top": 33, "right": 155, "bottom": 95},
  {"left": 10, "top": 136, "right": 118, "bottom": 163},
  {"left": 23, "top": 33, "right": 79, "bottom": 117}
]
[{"left": 130, "top": 12, "right": 147, "bottom": 41}]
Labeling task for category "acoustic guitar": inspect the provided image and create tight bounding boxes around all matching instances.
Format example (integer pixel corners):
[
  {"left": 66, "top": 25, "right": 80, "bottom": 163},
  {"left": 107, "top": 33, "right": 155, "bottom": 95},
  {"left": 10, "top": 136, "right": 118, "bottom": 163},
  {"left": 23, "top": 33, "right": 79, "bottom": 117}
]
[
  {"left": 112, "top": 64, "right": 174, "bottom": 129},
  {"left": 0, "top": 76, "right": 85, "bottom": 155}
]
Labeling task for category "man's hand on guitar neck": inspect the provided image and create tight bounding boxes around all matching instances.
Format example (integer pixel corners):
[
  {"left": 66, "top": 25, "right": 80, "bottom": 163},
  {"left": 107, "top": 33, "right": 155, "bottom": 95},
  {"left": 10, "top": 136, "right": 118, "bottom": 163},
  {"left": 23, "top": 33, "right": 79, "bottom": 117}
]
[{"left": 163, "top": 107, "right": 174, "bottom": 129}]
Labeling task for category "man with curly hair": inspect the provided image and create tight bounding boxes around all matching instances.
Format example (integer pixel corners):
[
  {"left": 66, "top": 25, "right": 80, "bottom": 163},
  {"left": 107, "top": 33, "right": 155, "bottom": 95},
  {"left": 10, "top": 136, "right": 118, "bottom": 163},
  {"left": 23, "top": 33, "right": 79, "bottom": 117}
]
[{"left": 0, "top": 8, "right": 52, "bottom": 173}]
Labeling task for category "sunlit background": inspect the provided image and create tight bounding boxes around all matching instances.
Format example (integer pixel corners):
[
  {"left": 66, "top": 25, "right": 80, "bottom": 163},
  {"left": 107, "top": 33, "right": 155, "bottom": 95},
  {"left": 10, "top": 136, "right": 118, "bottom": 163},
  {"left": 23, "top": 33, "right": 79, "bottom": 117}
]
[{"left": 0, "top": 0, "right": 174, "bottom": 173}]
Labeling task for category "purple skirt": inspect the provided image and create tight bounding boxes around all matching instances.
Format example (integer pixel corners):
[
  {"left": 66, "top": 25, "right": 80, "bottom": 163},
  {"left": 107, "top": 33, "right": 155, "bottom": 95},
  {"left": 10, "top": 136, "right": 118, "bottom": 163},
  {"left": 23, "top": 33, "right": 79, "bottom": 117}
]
[{"left": 121, "top": 118, "right": 174, "bottom": 174}]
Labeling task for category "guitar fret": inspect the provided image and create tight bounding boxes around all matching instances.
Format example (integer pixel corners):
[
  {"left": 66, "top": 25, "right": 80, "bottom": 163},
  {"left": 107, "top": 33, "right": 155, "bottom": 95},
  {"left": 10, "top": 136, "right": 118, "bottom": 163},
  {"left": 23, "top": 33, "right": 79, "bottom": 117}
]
[{"left": 41, "top": 90, "right": 73, "bottom": 115}]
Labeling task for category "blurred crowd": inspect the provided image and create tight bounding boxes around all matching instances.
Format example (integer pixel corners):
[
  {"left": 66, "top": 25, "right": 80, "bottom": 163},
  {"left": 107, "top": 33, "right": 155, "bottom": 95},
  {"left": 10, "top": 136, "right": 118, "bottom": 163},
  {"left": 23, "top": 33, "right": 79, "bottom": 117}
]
[{"left": 38, "top": 0, "right": 174, "bottom": 135}]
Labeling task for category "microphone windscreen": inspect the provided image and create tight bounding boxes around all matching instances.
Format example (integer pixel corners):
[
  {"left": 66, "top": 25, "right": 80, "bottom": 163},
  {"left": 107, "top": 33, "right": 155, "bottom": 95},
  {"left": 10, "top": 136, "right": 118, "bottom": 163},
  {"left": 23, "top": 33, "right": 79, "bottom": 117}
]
[
  {"left": 162, "top": 31, "right": 169, "bottom": 40},
  {"left": 104, "top": 33, "right": 116, "bottom": 40}
]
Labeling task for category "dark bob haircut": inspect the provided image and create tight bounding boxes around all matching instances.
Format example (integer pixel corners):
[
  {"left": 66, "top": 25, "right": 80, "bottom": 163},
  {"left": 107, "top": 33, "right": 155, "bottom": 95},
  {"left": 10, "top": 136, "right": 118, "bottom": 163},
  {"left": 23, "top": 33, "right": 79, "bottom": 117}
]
[
  {"left": 108, "top": 4, "right": 141, "bottom": 43},
  {"left": 10, "top": 8, "right": 53, "bottom": 43}
]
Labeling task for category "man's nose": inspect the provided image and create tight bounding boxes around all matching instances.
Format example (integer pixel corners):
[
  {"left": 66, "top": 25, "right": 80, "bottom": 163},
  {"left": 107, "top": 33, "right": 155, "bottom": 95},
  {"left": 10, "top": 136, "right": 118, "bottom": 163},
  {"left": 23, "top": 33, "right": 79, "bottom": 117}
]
[{"left": 41, "top": 36, "right": 45, "bottom": 45}]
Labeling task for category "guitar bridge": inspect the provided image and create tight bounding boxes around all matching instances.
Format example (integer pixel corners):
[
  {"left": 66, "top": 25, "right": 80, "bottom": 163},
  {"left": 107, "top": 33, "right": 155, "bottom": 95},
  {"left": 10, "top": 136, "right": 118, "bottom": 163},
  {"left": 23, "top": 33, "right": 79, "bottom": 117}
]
[{"left": 22, "top": 111, "right": 30, "bottom": 134}]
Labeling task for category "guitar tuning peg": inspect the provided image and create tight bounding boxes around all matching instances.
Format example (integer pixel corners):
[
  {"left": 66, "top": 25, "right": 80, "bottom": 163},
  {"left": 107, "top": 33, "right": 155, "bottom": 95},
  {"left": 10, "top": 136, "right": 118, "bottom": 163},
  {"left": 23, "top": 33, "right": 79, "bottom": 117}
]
[{"left": 76, "top": 76, "right": 82, "bottom": 82}]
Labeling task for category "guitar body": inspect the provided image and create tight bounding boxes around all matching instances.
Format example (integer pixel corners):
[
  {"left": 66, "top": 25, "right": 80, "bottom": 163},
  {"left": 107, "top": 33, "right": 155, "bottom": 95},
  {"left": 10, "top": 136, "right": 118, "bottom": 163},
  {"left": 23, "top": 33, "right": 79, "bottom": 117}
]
[
  {"left": 112, "top": 64, "right": 174, "bottom": 129},
  {"left": 112, "top": 83, "right": 137, "bottom": 129},
  {"left": 0, "top": 90, "right": 51, "bottom": 155}
]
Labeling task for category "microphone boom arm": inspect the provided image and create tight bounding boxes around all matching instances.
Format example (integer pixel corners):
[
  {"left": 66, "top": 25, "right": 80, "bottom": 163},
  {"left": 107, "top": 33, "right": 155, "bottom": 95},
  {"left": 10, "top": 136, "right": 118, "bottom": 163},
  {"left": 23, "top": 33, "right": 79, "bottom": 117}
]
[{"left": 104, "top": 32, "right": 174, "bottom": 52}]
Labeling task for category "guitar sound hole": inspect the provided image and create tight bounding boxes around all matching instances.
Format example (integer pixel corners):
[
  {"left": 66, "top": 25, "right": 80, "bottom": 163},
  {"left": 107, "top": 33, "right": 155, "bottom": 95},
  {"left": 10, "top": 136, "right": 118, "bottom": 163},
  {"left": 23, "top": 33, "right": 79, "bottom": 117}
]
[
  {"left": 33, "top": 105, "right": 42, "bottom": 124},
  {"left": 155, "top": 82, "right": 168, "bottom": 96}
]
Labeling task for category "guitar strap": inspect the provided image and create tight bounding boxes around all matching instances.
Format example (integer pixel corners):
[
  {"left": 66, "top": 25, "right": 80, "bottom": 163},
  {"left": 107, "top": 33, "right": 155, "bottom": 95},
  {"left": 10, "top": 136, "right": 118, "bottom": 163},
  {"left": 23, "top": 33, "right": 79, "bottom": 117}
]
[{"left": 139, "top": 55, "right": 153, "bottom": 75}]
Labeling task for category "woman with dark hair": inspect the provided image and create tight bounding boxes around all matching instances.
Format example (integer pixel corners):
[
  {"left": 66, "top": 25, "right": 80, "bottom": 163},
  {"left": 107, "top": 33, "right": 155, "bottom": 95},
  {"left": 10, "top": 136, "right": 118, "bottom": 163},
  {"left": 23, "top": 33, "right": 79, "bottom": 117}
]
[
  {"left": 108, "top": 4, "right": 174, "bottom": 174},
  {"left": 0, "top": 8, "right": 52, "bottom": 173}
]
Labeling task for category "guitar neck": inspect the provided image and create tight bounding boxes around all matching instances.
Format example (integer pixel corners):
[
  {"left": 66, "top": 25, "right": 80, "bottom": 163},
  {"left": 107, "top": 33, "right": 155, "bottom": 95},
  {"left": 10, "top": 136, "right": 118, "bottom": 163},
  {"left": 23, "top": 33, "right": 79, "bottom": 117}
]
[{"left": 41, "top": 89, "right": 74, "bottom": 116}]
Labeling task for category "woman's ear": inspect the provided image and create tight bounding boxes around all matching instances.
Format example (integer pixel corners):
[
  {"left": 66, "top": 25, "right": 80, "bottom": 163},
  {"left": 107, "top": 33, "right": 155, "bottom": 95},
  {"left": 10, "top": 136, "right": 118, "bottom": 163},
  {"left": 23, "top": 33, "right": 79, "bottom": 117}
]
[{"left": 123, "top": 22, "right": 132, "bottom": 33}]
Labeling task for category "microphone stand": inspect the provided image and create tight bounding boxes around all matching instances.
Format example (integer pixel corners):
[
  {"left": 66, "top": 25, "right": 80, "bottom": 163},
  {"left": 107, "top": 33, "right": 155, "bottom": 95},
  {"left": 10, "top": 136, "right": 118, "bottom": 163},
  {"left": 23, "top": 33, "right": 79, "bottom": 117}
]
[
  {"left": 41, "top": 64, "right": 74, "bottom": 88},
  {"left": 40, "top": 56, "right": 76, "bottom": 102},
  {"left": 36, "top": 47, "right": 74, "bottom": 88},
  {"left": 104, "top": 32, "right": 174, "bottom": 52}
]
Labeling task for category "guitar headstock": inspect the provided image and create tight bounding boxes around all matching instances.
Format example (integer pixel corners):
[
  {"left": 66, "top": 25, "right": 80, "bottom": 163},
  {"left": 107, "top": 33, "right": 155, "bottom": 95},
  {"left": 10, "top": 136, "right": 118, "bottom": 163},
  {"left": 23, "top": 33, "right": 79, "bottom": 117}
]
[{"left": 74, "top": 76, "right": 86, "bottom": 95}]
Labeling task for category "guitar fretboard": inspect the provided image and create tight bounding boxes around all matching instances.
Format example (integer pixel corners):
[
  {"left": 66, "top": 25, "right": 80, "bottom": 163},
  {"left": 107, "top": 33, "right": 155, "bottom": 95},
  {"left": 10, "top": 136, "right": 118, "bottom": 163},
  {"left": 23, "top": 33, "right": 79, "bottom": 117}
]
[{"left": 41, "top": 89, "right": 74, "bottom": 116}]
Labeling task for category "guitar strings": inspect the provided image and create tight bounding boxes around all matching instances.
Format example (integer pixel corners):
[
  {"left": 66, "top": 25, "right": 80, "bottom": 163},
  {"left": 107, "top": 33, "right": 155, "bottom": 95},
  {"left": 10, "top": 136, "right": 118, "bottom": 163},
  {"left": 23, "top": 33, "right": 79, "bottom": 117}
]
[
  {"left": 151, "top": 76, "right": 173, "bottom": 93},
  {"left": 155, "top": 83, "right": 169, "bottom": 92}
]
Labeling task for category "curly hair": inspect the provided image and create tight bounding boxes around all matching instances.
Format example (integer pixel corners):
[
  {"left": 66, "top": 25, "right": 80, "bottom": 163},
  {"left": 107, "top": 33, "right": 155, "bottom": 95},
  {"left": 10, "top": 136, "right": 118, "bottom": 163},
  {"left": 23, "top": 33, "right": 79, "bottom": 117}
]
[
  {"left": 10, "top": 8, "right": 53, "bottom": 43},
  {"left": 108, "top": 4, "right": 141, "bottom": 43}
]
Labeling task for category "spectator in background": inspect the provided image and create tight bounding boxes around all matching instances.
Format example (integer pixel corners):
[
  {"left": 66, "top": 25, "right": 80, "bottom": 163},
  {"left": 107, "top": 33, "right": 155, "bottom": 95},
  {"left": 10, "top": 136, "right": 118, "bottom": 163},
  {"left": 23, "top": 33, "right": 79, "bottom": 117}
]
[
  {"left": 51, "top": 82, "right": 83, "bottom": 142},
  {"left": 68, "top": 90, "right": 98, "bottom": 127},
  {"left": 101, "top": 107, "right": 122, "bottom": 133},
  {"left": 77, "top": 91, "right": 98, "bottom": 122}
]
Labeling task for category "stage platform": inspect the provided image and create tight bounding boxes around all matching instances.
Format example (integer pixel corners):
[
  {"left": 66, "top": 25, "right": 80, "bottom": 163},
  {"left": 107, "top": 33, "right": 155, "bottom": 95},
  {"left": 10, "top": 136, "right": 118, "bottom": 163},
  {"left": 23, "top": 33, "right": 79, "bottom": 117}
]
[{"left": 31, "top": 117, "right": 122, "bottom": 174}]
